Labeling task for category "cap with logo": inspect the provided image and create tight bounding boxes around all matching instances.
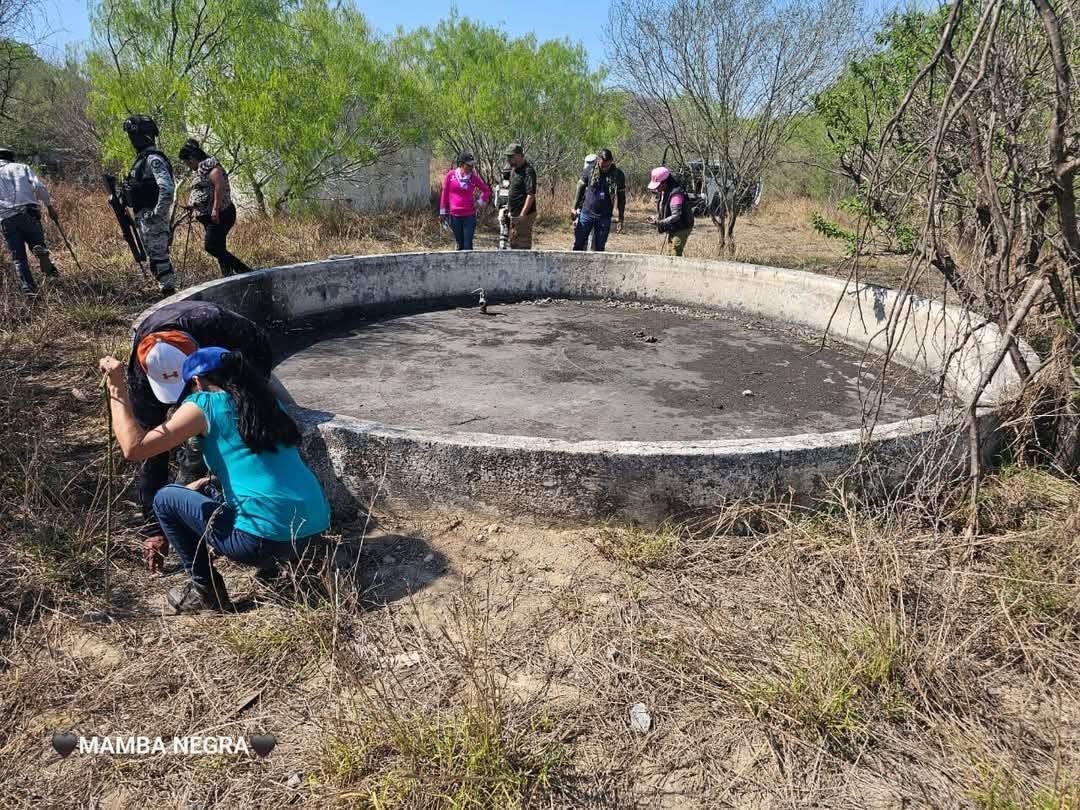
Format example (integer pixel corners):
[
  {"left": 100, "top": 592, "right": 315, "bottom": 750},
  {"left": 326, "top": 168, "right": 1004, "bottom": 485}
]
[
  {"left": 182, "top": 346, "right": 230, "bottom": 383},
  {"left": 136, "top": 330, "right": 199, "bottom": 404},
  {"left": 457, "top": 152, "right": 476, "bottom": 166},
  {"left": 504, "top": 143, "right": 524, "bottom": 156}
]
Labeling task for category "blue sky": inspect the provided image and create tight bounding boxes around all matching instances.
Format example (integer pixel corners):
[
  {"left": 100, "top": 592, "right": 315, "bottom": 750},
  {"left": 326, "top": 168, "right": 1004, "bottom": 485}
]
[{"left": 36, "top": 0, "right": 610, "bottom": 68}]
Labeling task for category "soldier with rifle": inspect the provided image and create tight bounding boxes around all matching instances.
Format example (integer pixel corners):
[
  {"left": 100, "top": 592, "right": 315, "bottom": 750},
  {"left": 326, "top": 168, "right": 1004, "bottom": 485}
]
[{"left": 108, "top": 115, "right": 177, "bottom": 295}]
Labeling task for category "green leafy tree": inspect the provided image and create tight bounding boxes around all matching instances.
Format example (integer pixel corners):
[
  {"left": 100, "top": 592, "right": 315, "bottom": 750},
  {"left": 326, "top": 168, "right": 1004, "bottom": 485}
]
[
  {"left": 0, "top": 43, "right": 98, "bottom": 174},
  {"left": 813, "top": 0, "right": 1080, "bottom": 472},
  {"left": 811, "top": 10, "right": 948, "bottom": 190},
  {"left": 87, "top": 0, "right": 426, "bottom": 213},
  {"left": 399, "top": 14, "right": 626, "bottom": 193}
]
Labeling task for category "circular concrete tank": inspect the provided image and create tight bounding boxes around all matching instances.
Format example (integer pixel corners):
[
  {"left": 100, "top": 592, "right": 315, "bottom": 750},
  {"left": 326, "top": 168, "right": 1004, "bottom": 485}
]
[{"left": 139, "top": 251, "right": 1037, "bottom": 524}]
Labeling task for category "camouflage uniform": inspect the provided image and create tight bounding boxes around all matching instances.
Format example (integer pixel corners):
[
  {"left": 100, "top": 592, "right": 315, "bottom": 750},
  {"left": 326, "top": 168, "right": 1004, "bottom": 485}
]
[
  {"left": 127, "top": 149, "right": 176, "bottom": 292},
  {"left": 135, "top": 207, "right": 173, "bottom": 286}
]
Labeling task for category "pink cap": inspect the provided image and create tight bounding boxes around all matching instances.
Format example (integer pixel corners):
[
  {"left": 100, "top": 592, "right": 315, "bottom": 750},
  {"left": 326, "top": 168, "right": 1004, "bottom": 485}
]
[{"left": 647, "top": 167, "right": 670, "bottom": 190}]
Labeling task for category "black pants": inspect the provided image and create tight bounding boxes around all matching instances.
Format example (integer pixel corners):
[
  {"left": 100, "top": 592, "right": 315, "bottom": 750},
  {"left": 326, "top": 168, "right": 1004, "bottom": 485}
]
[
  {"left": 2, "top": 208, "right": 49, "bottom": 292},
  {"left": 137, "top": 434, "right": 209, "bottom": 537},
  {"left": 198, "top": 204, "right": 251, "bottom": 277}
]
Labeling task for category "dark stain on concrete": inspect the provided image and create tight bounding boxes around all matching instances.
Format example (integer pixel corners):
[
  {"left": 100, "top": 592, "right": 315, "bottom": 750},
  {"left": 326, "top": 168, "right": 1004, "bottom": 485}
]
[{"left": 274, "top": 299, "right": 935, "bottom": 442}]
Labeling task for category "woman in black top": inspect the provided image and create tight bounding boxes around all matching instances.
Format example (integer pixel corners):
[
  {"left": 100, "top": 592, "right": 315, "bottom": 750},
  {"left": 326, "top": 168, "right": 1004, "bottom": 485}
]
[{"left": 178, "top": 139, "right": 252, "bottom": 277}]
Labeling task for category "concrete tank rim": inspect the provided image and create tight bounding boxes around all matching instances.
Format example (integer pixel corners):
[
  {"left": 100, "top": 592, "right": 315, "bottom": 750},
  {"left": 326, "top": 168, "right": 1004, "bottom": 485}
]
[
  {"left": 137, "top": 250, "right": 1035, "bottom": 456},
  {"left": 293, "top": 406, "right": 966, "bottom": 455},
  {"left": 134, "top": 249, "right": 949, "bottom": 333}
]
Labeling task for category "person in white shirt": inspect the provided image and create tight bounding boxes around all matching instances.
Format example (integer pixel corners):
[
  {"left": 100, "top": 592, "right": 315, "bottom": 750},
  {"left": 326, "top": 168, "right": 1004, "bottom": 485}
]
[{"left": 0, "top": 148, "right": 59, "bottom": 295}]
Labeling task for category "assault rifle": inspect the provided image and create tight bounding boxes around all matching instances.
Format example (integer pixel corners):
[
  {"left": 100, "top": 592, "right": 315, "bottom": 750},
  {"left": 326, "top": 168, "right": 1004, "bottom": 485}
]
[{"left": 102, "top": 174, "right": 147, "bottom": 268}]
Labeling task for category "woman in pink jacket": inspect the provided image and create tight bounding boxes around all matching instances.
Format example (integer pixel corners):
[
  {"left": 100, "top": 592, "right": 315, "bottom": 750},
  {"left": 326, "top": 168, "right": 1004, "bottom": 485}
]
[{"left": 439, "top": 152, "right": 491, "bottom": 251}]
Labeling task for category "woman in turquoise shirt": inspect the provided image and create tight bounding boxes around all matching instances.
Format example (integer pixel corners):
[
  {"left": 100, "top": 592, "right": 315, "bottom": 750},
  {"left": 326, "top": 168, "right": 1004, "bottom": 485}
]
[{"left": 99, "top": 346, "right": 330, "bottom": 613}]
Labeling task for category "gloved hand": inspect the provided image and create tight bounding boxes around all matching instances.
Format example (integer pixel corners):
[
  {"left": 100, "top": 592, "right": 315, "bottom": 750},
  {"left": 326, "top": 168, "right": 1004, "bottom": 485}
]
[{"left": 143, "top": 535, "right": 169, "bottom": 575}]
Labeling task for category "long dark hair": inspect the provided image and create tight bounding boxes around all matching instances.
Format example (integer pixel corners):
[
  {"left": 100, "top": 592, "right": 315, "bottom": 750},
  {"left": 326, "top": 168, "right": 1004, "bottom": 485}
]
[
  {"left": 183, "top": 351, "right": 300, "bottom": 453},
  {"left": 178, "top": 138, "right": 209, "bottom": 163}
]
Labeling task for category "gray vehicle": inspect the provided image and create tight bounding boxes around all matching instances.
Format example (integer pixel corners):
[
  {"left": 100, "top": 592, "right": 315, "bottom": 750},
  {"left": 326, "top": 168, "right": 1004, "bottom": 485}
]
[
  {"left": 660, "top": 148, "right": 763, "bottom": 221},
  {"left": 685, "top": 160, "right": 763, "bottom": 219}
]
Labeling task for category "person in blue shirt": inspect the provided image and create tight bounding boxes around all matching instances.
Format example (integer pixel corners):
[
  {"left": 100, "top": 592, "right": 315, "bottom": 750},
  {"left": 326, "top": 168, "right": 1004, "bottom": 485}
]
[{"left": 99, "top": 346, "right": 331, "bottom": 614}]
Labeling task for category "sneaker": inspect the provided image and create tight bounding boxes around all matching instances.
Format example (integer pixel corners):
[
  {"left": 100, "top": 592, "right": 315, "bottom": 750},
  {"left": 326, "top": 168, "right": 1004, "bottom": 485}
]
[{"left": 166, "top": 578, "right": 232, "bottom": 614}]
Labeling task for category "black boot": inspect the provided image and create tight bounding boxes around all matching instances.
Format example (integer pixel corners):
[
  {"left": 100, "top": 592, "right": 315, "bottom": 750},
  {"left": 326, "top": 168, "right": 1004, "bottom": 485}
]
[
  {"left": 32, "top": 245, "right": 59, "bottom": 277},
  {"left": 166, "top": 570, "right": 232, "bottom": 613}
]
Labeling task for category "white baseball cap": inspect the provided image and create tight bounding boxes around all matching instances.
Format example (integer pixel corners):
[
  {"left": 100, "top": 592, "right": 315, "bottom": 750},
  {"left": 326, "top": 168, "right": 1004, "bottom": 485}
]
[{"left": 136, "top": 330, "right": 199, "bottom": 403}]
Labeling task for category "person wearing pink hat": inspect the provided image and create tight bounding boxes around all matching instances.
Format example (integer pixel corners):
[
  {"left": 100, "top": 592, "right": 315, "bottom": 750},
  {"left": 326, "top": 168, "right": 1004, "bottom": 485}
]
[{"left": 646, "top": 166, "right": 694, "bottom": 256}]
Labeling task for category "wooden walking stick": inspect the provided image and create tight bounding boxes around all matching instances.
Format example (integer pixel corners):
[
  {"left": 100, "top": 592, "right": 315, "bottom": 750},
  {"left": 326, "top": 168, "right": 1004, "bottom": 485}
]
[
  {"left": 102, "top": 377, "right": 113, "bottom": 607},
  {"left": 83, "top": 376, "right": 116, "bottom": 623},
  {"left": 48, "top": 210, "right": 85, "bottom": 274}
]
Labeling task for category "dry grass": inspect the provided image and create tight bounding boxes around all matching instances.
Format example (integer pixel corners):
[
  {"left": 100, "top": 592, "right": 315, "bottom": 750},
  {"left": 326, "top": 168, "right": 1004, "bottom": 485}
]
[{"left": 0, "top": 183, "right": 1076, "bottom": 808}]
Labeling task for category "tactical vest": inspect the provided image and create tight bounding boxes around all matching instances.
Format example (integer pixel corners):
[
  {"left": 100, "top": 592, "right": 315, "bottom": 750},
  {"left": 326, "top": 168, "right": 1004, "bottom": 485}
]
[
  {"left": 657, "top": 183, "right": 694, "bottom": 232},
  {"left": 126, "top": 148, "right": 173, "bottom": 212},
  {"left": 581, "top": 166, "right": 623, "bottom": 217}
]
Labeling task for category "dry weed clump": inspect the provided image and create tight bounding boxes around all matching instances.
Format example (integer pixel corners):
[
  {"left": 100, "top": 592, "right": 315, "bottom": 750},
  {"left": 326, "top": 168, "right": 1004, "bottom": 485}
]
[
  {"left": 561, "top": 487, "right": 1080, "bottom": 805},
  {"left": 322, "top": 700, "right": 569, "bottom": 807},
  {"left": 977, "top": 466, "right": 1078, "bottom": 533},
  {"left": 590, "top": 523, "right": 686, "bottom": 569}
]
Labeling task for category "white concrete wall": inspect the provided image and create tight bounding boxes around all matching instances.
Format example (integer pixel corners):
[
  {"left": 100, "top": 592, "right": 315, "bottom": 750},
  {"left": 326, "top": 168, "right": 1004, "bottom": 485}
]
[
  {"left": 230, "top": 146, "right": 432, "bottom": 214},
  {"left": 313, "top": 146, "right": 431, "bottom": 213}
]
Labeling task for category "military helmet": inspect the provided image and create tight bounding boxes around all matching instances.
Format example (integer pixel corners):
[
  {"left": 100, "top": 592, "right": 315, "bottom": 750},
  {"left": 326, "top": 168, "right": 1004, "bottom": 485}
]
[{"left": 123, "top": 115, "right": 159, "bottom": 139}]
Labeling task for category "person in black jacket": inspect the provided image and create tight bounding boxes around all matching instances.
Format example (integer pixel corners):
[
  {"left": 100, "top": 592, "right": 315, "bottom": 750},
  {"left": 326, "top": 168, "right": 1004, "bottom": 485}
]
[
  {"left": 126, "top": 300, "right": 273, "bottom": 573},
  {"left": 646, "top": 166, "right": 694, "bottom": 256}
]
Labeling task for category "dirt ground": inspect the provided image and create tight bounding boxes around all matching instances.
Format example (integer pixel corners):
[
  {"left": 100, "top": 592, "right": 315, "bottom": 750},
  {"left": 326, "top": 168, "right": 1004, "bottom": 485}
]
[{"left": 0, "top": 186, "right": 1076, "bottom": 808}]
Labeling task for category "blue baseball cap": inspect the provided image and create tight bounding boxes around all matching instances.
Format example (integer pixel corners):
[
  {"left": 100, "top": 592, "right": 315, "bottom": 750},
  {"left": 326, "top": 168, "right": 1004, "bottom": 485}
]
[{"left": 182, "top": 346, "right": 230, "bottom": 383}]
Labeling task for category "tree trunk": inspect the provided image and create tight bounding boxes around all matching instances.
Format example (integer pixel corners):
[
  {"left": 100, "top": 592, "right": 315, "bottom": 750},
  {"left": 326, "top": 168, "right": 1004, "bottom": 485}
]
[{"left": 250, "top": 181, "right": 269, "bottom": 218}]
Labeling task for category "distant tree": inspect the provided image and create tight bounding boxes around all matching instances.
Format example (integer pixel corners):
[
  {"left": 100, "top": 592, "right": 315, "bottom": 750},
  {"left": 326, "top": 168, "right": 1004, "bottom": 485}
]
[
  {"left": 194, "top": 1, "right": 426, "bottom": 213},
  {"left": 608, "top": 0, "right": 861, "bottom": 249},
  {"left": 399, "top": 14, "right": 626, "bottom": 193},
  {"left": 87, "top": 0, "right": 426, "bottom": 213},
  {"left": 809, "top": 10, "right": 944, "bottom": 256},
  {"left": 0, "top": 0, "right": 42, "bottom": 123},
  {"left": 0, "top": 47, "right": 96, "bottom": 171}
]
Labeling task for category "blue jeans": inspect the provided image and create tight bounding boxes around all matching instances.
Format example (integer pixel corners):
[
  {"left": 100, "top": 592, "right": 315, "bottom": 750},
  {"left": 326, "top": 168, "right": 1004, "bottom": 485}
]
[
  {"left": 573, "top": 210, "right": 612, "bottom": 252},
  {"left": 153, "top": 484, "right": 314, "bottom": 590},
  {"left": 1, "top": 208, "right": 47, "bottom": 291},
  {"left": 449, "top": 214, "right": 477, "bottom": 250}
]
